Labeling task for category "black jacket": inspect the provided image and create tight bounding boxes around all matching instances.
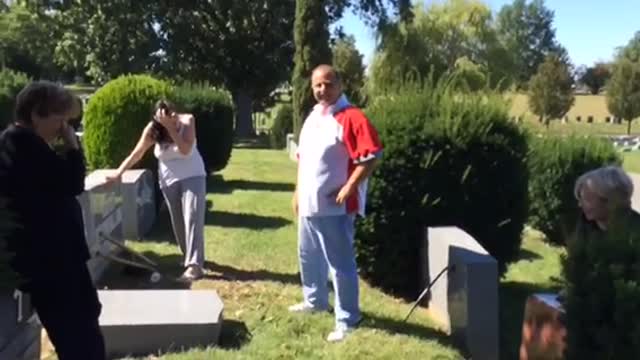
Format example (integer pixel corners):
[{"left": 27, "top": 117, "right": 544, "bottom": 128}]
[{"left": 0, "top": 125, "right": 89, "bottom": 289}]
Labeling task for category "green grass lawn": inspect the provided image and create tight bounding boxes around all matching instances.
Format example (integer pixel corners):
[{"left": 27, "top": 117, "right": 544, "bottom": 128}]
[
  {"left": 106, "top": 148, "right": 463, "bottom": 359},
  {"left": 623, "top": 151, "right": 640, "bottom": 173},
  {"left": 89, "top": 148, "right": 567, "bottom": 360}
]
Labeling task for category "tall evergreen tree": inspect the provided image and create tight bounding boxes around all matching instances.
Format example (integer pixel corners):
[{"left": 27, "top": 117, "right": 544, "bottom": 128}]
[{"left": 291, "top": 0, "right": 332, "bottom": 140}]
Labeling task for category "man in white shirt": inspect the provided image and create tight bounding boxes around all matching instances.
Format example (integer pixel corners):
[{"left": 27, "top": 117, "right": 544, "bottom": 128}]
[{"left": 290, "top": 64, "right": 383, "bottom": 342}]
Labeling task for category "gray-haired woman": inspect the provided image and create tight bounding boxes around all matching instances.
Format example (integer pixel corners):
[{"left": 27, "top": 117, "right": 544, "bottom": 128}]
[{"left": 574, "top": 165, "right": 640, "bottom": 231}]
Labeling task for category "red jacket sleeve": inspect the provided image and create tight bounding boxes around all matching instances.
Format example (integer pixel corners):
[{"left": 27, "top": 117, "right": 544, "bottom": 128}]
[{"left": 340, "top": 108, "right": 383, "bottom": 164}]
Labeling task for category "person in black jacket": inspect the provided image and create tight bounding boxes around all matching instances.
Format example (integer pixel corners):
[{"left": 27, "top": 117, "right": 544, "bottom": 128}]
[{"left": 0, "top": 81, "right": 106, "bottom": 360}]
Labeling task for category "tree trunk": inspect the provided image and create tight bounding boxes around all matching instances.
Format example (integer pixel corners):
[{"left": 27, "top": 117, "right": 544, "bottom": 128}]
[
  {"left": 233, "top": 90, "right": 255, "bottom": 138},
  {"left": 545, "top": 116, "right": 550, "bottom": 129},
  {"left": 627, "top": 119, "right": 632, "bottom": 135}
]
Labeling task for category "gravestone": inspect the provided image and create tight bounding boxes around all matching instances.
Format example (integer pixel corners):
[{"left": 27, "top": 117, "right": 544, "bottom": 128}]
[
  {"left": 77, "top": 170, "right": 125, "bottom": 282},
  {"left": 420, "top": 226, "right": 499, "bottom": 360},
  {"left": 0, "top": 290, "right": 40, "bottom": 360},
  {"left": 98, "top": 289, "right": 224, "bottom": 358},
  {"left": 287, "top": 134, "right": 298, "bottom": 161},
  {"left": 119, "top": 169, "right": 155, "bottom": 240}
]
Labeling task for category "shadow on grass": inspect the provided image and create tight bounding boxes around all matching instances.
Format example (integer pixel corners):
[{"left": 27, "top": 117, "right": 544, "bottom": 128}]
[
  {"left": 203, "top": 260, "right": 300, "bottom": 285},
  {"left": 218, "top": 319, "right": 253, "bottom": 350},
  {"left": 361, "top": 311, "right": 468, "bottom": 357},
  {"left": 97, "top": 251, "right": 192, "bottom": 291},
  {"left": 208, "top": 174, "right": 294, "bottom": 194},
  {"left": 500, "top": 281, "right": 560, "bottom": 360},
  {"left": 234, "top": 137, "right": 271, "bottom": 150},
  {"left": 206, "top": 210, "right": 291, "bottom": 230}
]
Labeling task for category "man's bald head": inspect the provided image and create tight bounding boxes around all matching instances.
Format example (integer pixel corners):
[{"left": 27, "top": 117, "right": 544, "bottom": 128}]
[
  {"left": 312, "top": 64, "right": 341, "bottom": 83},
  {"left": 311, "top": 64, "right": 342, "bottom": 106}
]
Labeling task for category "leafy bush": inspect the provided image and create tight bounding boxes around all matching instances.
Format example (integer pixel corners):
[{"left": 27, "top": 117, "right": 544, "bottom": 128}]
[
  {"left": 171, "top": 82, "right": 235, "bottom": 173},
  {"left": 356, "top": 79, "right": 529, "bottom": 297},
  {"left": 563, "top": 209, "right": 640, "bottom": 359},
  {"left": 269, "top": 103, "right": 293, "bottom": 149},
  {"left": 0, "top": 68, "right": 30, "bottom": 129},
  {"left": 0, "top": 198, "right": 19, "bottom": 292},
  {"left": 83, "top": 74, "right": 172, "bottom": 172},
  {"left": 528, "top": 136, "right": 621, "bottom": 244}
]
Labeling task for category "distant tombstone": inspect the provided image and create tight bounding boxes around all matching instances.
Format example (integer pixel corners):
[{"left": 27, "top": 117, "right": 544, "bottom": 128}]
[{"left": 587, "top": 116, "right": 594, "bottom": 123}]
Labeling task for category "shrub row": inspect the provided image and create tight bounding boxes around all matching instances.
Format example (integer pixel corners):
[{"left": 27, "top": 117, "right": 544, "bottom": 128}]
[
  {"left": 527, "top": 135, "right": 621, "bottom": 244},
  {"left": 356, "top": 78, "right": 622, "bottom": 297},
  {"left": 0, "top": 68, "right": 30, "bottom": 129},
  {"left": 356, "top": 79, "right": 530, "bottom": 296},
  {"left": 83, "top": 75, "right": 234, "bottom": 174}
]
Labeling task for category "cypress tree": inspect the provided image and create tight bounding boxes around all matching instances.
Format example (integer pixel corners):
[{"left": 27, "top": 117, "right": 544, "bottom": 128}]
[{"left": 292, "top": 0, "right": 332, "bottom": 141}]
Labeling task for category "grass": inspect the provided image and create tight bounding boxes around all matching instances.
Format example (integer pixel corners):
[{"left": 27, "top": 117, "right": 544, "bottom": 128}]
[
  {"left": 499, "top": 229, "right": 564, "bottom": 360},
  {"left": 36, "top": 147, "right": 569, "bottom": 359},
  {"left": 102, "top": 148, "right": 464, "bottom": 360},
  {"left": 623, "top": 151, "right": 640, "bottom": 173}
]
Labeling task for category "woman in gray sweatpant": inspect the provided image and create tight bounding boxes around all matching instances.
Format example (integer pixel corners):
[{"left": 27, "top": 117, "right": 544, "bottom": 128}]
[{"left": 108, "top": 100, "right": 207, "bottom": 281}]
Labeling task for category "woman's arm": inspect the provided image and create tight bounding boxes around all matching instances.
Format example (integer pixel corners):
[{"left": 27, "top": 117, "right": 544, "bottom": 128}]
[
  {"left": 108, "top": 123, "right": 155, "bottom": 180},
  {"left": 163, "top": 114, "right": 196, "bottom": 156}
]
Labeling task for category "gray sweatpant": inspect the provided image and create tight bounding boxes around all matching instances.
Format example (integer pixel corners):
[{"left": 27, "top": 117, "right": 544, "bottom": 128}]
[{"left": 161, "top": 176, "right": 206, "bottom": 267}]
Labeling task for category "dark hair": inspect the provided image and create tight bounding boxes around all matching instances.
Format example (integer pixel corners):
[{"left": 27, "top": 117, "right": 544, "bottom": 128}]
[
  {"left": 149, "top": 100, "right": 175, "bottom": 144},
  {"left": 15, "top": 81, "right": 76, "bottom": 125}
]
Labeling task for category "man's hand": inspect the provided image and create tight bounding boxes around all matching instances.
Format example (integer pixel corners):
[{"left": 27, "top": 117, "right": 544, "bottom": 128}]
[{"left": 332, "top": 182, "right": 357, "bottom": 205}]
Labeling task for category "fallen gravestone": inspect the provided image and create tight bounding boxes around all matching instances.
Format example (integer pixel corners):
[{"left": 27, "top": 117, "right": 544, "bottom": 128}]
[{"left": 98, "top": 289, "right": 224, "bottom": 358}]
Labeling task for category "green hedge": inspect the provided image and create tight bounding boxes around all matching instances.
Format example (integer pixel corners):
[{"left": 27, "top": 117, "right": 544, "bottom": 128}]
[
  {"left": 563, "top": 209, "right": 640, "bottom": 358},
  {"left": 269, "top": 103, "right": 293, "bottom": 149},
  {"left": 0, "top": 68, "right": 30, "bottom": 129},
  {"left": 528, "top": 136, "right": 621, "bottom": 244},
  {"left": 83, "top": 74, "right": 173, "bottom": 172},
  {"left": 356, "top": 79, "right": 529, "bottom": 296},
  {"left": 171, "top": 82, "right": 234, "bottom": 173}
]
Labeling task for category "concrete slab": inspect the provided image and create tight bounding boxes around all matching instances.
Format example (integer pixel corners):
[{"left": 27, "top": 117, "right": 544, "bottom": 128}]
[{"left": 98, "top": 290, "right": 224, "bottom": 358}]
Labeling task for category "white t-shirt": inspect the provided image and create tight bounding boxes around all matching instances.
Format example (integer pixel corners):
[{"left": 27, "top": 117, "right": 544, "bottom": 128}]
[
  {"left": 296, "top": 95, "right": 383, "bottom": 217},
  {"left": 153, "top": 115, "right": 206, "bottom": 188}
]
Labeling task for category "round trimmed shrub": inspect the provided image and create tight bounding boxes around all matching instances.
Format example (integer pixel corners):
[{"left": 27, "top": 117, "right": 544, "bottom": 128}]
[
  {"left": 356, "top": 79, "right": 529, "bottom": 297},
  {"left": 269, "top": 103, "right": 293, "bottom": 149},
  {"left": 0, "top": 68, "right": 30, "bottom": 129},
  {"left": 83, "top": 75, "right": 172, "bottom": 172},
  {"left": 171, "top": 83, "right": 234, "bottom": 173},
  {"left": 528, "top": 135, "right": 621, "bottom": 244}
]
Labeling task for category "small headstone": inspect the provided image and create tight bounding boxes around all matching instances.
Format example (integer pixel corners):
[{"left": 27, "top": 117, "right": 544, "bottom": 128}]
[
  {"left": 420, "top": 226, "right": 498, "bottom": 360},
  {"left": 98, "top": 290, "right": 224, "bottom": 358}
]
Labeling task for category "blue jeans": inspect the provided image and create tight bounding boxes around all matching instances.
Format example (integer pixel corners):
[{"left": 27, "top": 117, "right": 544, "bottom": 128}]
[{"left": 298, "top": 214, "right": 361, "bottom": 327}]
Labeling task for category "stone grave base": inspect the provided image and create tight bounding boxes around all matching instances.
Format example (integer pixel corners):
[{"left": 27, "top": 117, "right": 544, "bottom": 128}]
[{"left": 98, "top": 290, "right": 224, "bottom": 358}]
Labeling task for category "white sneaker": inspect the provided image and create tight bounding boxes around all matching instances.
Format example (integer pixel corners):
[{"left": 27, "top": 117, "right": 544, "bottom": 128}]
[
  {"left": 288, "top": 302, "right": 325, "bottom": 313},
  {"left": 326, "top": 326, "right": 355, "bottom": 342}
]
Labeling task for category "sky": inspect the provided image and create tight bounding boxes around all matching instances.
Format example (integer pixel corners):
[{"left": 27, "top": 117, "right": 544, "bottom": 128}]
[{"left": 335, "top": 0, "right": 640, "bottom": 68}]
